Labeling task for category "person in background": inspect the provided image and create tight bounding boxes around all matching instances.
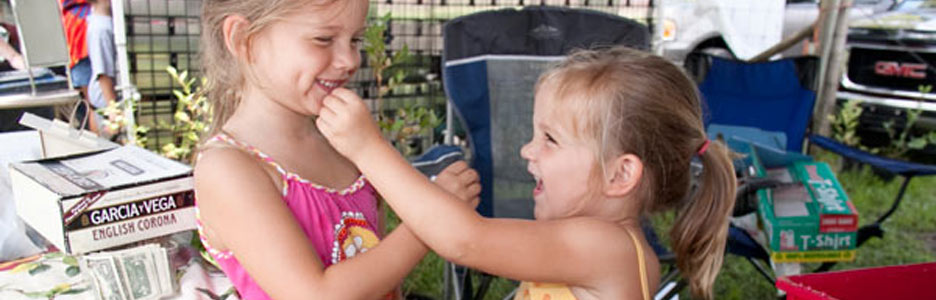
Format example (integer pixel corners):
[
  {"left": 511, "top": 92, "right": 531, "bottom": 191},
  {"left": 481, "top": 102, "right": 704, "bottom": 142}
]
[
  {"left": 60, "top": 0, "right": 95, "bottom": 130},
  {"left": 0, "top": 0, "right": 21, "bottom": 73},
  {"left": 84, "top": 0, "right": 118, "bottom": 136},
  {"left": 0, "top": 0, "right": 52, "bottom": 132},
  {"left": 0, "top": 22, "right": 23, "bottom": 70}
]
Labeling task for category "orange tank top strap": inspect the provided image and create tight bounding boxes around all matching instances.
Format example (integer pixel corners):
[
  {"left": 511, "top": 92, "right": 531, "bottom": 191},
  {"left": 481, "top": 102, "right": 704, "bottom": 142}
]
[{"left": 625, "top": 226, "right": 652, "bottom": 300}]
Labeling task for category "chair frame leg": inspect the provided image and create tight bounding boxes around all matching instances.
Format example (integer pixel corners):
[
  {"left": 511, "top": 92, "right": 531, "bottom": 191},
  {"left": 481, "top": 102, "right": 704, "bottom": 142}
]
[
  {"left": 443, "top": 262, "right": 454, "bottom": 300},
  {"left": 659, "top": 268, "right": 680, "bottom": 291},
  {"left": 444, "top": 263, "right": 493, "bottom": 300},
  {"left": 503, "top": 287, "right": 518, "bottom": 300},
  {"left": 472, "top": 271, "right": 493, "bottom": 300},
  {"left": 461, "top": 267, "right": 473, "bottom": 300},
  {"left": 875, "top": 175, "right": 913, "bottom": 225},
  {"left": 445, "top": 262, "right": 468, "bottom": 300},
  {"left": 661, "top": 280, "right": 687, "bottom": 300},
  {"left": 747, "top": 256, "right": 776, "bottom": 285}
]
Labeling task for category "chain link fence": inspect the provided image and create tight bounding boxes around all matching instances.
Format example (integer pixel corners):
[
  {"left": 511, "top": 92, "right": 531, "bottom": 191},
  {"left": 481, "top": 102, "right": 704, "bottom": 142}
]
[{"left": 121, "top": 0, "right": 654, "bottom": 150}]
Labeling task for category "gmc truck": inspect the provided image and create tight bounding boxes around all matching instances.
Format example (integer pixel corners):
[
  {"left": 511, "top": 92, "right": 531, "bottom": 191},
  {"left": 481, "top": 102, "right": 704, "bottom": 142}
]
[
  {"left": 838, "top": 0, "right": 936, "bottom": 152},
  {"left": 659, "top": 0, "right": 894, "bottom": 63}
]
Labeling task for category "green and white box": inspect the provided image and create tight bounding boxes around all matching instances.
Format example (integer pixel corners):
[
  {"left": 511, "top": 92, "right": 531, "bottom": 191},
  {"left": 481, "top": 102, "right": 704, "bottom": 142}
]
[
  {"left": 9, "top": 146, "right": 195, "bottom": 254},
  {"left": 757, "top": 161, "right": 859, "bottom": 253}
]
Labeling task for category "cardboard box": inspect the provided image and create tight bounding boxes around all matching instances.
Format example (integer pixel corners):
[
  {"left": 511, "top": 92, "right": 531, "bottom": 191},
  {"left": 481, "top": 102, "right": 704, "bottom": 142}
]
[
  {"left": 757, "top": 161, "right": 859, "bottom": 254},
  {"left": 797, "top": 162, "right": 859, "bottom": 233},
  {"left": 9, "top": 145, "right": 195, "bottom": 254},
  {"left": 18, "top": 112, "right": 119, "bottom": 158}
]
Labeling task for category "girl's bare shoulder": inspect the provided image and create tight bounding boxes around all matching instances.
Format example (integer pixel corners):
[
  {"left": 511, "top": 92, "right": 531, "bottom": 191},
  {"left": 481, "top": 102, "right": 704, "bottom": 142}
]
[
  {"left": 556, "top": 217, "right": 644, "bottom": 265},
  {"left": 193, "top": 143, "right": 281, "bottom": 204}
]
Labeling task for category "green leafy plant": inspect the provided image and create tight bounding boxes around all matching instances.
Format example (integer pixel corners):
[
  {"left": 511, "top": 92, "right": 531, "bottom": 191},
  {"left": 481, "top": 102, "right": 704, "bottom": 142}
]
[
  {"left": 878, "top": 85, "right": 936, "bottom": 158},
  {"left": 379, "top": 106, "right": 442, "bottom": 157},
  {"left": 363, "top": 13, "right": 441, "bottom": 156},
  {"left": 157, "top": 68, "right": 217, "bottom": 269},
  {"left": 830, "top": 85, "right": 936, "bottom": 160},
  {"left": 828, "top": 99, "right": 870, "bottom": 151},
  {"left": 98, "top": 66, "right": 212, "bottom": 164},
  {"left": 363, "top": 12, "right": 411, "bottom": 115},
  {"left": 155, "top": 67, "right": 212, "bottom": 164},
  {"left": 98, "top": 91, "right": 147, "bottom": 146}
]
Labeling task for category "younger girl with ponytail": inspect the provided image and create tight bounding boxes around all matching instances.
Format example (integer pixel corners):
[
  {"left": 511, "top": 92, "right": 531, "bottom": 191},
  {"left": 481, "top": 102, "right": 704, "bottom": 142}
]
[{"left": 317, "top": 46, "right": 737, "bottom": 300}]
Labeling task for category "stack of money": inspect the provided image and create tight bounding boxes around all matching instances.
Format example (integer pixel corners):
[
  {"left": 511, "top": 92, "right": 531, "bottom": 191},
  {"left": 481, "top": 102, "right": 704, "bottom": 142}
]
[{"left": 80, "top": 244, "right": 175, "bottom": 300}]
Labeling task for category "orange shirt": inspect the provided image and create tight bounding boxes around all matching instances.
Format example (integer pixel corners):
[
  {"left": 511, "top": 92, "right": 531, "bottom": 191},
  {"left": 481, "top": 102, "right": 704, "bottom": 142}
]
[
  {"left": 515, "top": 282, "right": 578, "bottom": 300},
  {"left": 60, "top": 0, "right": 90, "bottom": 67}
]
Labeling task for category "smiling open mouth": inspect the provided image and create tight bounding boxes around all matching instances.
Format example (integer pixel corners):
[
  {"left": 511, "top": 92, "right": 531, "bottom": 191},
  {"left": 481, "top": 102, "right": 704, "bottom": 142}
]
[
  {"left": 533, "top": 178, "right": 544, "bottom": 196},
  {"left": 316, "top": 79, "right": 345, "bottom": 93}
]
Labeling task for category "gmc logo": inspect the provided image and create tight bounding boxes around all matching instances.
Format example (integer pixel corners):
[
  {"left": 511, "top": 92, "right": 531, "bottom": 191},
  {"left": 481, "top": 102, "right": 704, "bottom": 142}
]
[{"left": 874, "top": 61, "right": 927, "bottom": 79}]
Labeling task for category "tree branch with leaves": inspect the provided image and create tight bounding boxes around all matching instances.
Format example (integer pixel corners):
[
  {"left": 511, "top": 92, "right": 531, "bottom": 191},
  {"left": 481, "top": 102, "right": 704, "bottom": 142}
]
[{"left": 363, "top": 13, "right": 441, "bottom": 157}]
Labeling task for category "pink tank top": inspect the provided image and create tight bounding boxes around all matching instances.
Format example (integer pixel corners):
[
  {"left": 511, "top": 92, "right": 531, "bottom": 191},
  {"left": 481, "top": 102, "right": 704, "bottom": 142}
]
[{"left": 195, "top": 133, "right": 382, "bottom": 300}]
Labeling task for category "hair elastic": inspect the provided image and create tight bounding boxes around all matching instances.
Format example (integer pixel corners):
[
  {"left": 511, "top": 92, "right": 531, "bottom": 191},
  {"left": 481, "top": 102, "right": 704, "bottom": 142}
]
[{"left": 697, "top": 140, "right": 711, "bottom": 156}]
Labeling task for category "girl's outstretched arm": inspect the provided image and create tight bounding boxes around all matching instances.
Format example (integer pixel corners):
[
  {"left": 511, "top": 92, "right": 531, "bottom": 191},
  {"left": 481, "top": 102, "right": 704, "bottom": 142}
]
[
  {"left": 196, "top": 148, "right": 429, "bottom": 300},
  {"left": 317, "top": 89, "right": 637, "bottom": 290}
]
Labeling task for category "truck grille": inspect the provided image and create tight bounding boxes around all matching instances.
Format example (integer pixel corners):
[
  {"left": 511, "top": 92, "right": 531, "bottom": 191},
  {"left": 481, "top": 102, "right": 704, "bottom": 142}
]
[{"left": 846, "top": 47, "right": 936, "bottom": 94}]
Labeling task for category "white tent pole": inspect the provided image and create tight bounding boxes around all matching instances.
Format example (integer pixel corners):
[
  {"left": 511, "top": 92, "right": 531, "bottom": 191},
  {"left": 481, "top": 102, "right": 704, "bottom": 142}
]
[{"left": 111, "top": 0, "right": 136, "bottom": 145}]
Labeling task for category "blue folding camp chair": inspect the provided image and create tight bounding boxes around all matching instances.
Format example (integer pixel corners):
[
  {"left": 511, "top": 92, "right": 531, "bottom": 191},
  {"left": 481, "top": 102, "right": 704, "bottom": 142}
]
[
  {"left": 689, "top": 52, "right": 936, "bottom": 278},
  {"left": 691, "top": 55, "right": 823, "bottom": 288},
  {"left": 434, "top": 6, "right": 655, "bottom": 300},
  {"left": 691, "top": 53, "right": 820, "bottom": 153}
]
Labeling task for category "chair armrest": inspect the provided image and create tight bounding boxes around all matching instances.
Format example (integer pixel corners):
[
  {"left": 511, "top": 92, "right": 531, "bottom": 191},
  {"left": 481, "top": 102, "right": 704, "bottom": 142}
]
[
  {"left": 410, "top": 145, "right": 465, "bottom": 178},
  {"left": 808, "top": 135, "right": 936, "bottom": 177}
]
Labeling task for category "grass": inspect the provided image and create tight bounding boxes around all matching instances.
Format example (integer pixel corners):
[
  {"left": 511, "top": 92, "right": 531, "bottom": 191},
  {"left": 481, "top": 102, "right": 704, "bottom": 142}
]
[{"left": 391, "top": 150, "right": 936, "bottom": 299}]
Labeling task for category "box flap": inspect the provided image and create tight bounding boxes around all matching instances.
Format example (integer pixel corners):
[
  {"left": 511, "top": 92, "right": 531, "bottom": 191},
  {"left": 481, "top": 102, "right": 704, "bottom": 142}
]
[{"left": 10, "top": 146, "right": 191, "bottom": 198}]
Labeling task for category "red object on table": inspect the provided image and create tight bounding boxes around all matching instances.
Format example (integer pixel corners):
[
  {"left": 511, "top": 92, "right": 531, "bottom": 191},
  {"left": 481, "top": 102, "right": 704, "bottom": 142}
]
[{"left": 777, "top": 262, "right": 936, "bottom": 300}]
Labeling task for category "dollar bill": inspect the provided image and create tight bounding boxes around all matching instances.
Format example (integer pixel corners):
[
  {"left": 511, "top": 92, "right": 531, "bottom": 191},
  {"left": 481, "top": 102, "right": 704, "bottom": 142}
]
[
  {"left": 81, "top": 244, "right": 175, "bottom": 300},
  {"left": 118, "top": 250, "right": 159, "bottom": 300},
  {"left": 150, "top": 246, "right": 174, "bottom": 294},
  {"left": 82, "top": 256, "right": 128, "bottom": 300}
]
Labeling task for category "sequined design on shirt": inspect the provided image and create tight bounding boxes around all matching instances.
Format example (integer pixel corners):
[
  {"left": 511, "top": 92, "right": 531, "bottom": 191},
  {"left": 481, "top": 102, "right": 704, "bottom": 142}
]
[{"left": 331, "top": 211, "right": 380, "bottom": 264}]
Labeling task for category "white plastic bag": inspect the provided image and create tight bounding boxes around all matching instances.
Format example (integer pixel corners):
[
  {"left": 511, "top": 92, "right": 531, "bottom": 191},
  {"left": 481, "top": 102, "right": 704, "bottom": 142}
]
[{"left": 0, "top": 130, "right": 44, "bottom": 261}]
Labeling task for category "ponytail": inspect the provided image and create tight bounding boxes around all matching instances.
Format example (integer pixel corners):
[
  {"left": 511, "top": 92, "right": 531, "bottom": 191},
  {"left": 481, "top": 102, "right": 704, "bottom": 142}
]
[
  {"left": 535, "top": 47, "right": 738, "bottom": 299},
  {"left": 669, "top": 140, "right": 736, "bottom": 300}
]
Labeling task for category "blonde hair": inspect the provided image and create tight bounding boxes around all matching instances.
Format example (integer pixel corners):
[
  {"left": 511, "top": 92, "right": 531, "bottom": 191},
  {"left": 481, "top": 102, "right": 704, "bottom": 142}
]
[
  {"left": 537, "top": 47, "right": 736, "bottom": 299},
  {"left": 198, "top": 0, "right": 336, "bottom": 139}
]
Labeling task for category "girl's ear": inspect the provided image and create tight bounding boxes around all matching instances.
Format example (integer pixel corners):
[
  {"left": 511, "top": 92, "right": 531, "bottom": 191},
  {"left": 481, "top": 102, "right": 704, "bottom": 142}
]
[
  {"left": 222, "top": 14, "right": 250, "bottom": 61},
  {"left": 604, "top": 153, "right": 643, "bottom": 197}
]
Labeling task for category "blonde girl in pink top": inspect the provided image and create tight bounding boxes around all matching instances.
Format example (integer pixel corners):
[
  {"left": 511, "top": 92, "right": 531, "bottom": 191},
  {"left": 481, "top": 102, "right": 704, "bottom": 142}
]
[{"left": 192, "top": 1, "right": 480, "bottom": 299}]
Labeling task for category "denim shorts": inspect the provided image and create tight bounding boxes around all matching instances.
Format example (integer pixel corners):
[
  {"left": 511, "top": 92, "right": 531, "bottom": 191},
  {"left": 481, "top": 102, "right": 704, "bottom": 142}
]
[{"left": 70, "top": 57, "right": 91, "bottom": 88}]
